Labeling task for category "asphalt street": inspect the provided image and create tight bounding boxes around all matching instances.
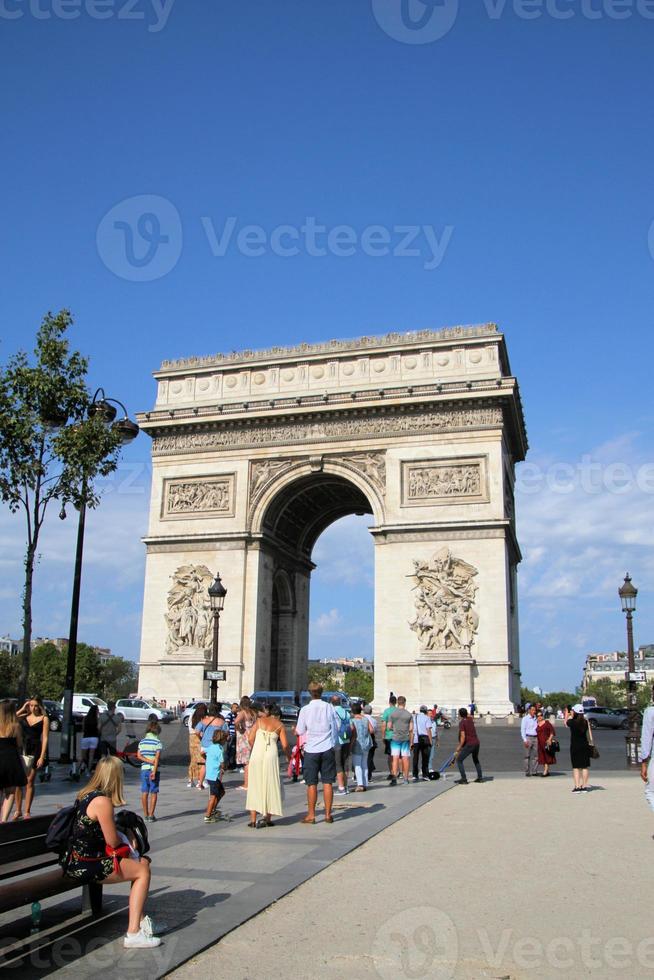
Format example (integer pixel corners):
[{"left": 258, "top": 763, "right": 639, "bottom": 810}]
[{"left": 46, "top": 716, "right": 636, "bottom": 775}]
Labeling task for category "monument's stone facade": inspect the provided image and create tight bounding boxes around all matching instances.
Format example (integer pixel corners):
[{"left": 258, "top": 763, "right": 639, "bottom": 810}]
[{"left": 136, "top": 324, "right": 527, "bottom": 713}]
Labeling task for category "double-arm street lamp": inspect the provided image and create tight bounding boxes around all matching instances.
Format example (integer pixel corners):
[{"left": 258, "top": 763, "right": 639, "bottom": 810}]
[
  {"left": 618, "top": 573, "right": 639, "bottom": 768},
  {"left": 59, "top": 389, "right": 139, "bottom": 765},
  {"left": 207, "top": 572, "right": 227, "bottom": 703}
]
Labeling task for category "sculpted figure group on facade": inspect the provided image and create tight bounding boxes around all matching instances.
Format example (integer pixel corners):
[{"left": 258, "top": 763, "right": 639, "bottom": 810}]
[
  {"left": 165, "top": 565, "right": 214, "bottom": 654},
  {"left": 409, "top": 548, "right": 480, "bottom": 655},
  {"left": 407, "top": 463, "right": 481, "bottom": 500}
]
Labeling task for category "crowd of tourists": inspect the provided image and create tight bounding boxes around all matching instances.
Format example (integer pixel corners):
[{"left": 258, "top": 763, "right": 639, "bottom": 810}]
[{"left": 0, "top": 686, "right": 649, "bottom": 951}]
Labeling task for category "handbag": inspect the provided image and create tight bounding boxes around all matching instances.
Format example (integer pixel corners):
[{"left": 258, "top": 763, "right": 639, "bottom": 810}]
[
  {"left": 586, "top": 722, "right": 600, "bottom": 760},
  {"left": 548, "top": 738, "right": 560, "bottom": 755}
]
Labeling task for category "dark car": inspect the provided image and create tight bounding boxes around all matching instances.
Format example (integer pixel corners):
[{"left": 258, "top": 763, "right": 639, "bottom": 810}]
[{"left": 43, "top": 699, "right": 63, "bottom": 732}]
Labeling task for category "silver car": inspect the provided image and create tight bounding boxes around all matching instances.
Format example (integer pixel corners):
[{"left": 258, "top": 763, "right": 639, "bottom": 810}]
[
  {"left": 115, "top": 698, "right": 172, "bottom": 724},
  {"left": 182, "top": 701, "right": 231, "bottom": 728},
  {"left": 584, "top": 707, "right": 624, "bottom": 730}
]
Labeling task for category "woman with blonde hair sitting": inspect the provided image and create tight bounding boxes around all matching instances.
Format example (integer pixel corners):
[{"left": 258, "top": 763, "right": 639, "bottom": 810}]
[{"left": 65, "top": 755, "right": 162, "bottom": 948}]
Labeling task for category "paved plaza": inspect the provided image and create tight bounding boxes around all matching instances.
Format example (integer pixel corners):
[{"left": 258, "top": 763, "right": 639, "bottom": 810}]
[{"left": 1, "top": 721, "right": 651, "bottom": 979}]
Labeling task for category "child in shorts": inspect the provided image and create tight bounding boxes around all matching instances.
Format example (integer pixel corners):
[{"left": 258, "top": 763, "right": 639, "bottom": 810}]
[
  {"left": 137, "top": 720, "right": 163, "bottom": 823},
  {"left": 204, "top": 729, "right": 228, "bottom": 823}
]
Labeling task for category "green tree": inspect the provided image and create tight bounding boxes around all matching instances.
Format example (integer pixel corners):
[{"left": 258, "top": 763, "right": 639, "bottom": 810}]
[
  {"left": 307, "top": 663, "right": 337, "bottom": 688},
  {"left": 343, "top": 669, "right": 374, "bottom": 703},
  {"left": 98, "top": 656, "right": 138, "bottom": 700},
  {"left": 583, "top": 678, "right": 625, "bottom": 709},
  {"left": 541, "top": 691, "right": 577, "bottom": 712},
  {"left": 28, "top": 642, "right": 66, "bottom": 699},
  {"left": 0, "top": 311, "right": 123, "bottom": 698},
  {"left": 0, "top": 653, "right": 21, "bottom": 698}
]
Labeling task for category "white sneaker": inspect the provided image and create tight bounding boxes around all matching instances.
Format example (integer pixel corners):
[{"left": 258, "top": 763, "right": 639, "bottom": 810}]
[
  {"left": 186, "top": 780, "right": 194, "bottom": 788},
  {"left": 141, "top": 914, "right": 167, "bottom": 937},
  {"left": 124, "top": 929, "right": 162, "bottom": 948}
]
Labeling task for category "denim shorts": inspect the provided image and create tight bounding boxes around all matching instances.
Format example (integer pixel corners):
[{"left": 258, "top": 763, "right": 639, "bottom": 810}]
[
  {"left": 390, "top": 740, "right": 411, "bottom": 758},
  {"left": 140, "top": 770, "right": 160, "bottom": 793}
]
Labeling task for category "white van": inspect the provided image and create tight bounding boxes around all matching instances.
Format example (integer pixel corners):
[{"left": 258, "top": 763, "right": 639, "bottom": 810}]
[{"left": 61, "top": 693, "right": 108, "bottom": 721}]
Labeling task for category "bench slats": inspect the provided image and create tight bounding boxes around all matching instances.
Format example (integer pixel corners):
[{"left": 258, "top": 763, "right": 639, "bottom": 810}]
[{"left": 0, "top": 868, "right": 78, "bottom": 915}]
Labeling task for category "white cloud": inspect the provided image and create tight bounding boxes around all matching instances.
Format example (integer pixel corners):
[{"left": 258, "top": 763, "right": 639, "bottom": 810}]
[{"left": 313, "top": 608, "right": 342, "bottom": 633}]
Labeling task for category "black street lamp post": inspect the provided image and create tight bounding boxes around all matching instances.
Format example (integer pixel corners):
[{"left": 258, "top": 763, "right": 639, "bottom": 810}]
[
  {"left": 207, "top": 573, "right": 227, "bottom": 703},
  {"left": 59, "top": 390, "right": 139, "bottom": 766},
  {"left": 618, "top": 573, "right": 639, "bottom": 768}
]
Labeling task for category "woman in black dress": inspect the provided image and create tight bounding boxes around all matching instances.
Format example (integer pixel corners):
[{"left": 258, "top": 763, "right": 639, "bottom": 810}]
[
  {"left": 565, "top": 705, "right": 591, "bottom": 792},
  {"left": 15, "top": 695, "right": 50, "bottom": 819},
  {"left": 0, "top": 700, "right": 27, "bottom": 822}
]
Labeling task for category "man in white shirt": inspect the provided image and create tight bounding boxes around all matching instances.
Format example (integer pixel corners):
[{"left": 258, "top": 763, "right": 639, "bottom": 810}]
[
  {"left": 411, "top": 705, "right": 433, "bottom": 781},
  {"left": 639, "top": 689, "right": 654, "bottom": 812},
  {"left": 521, "top": 704, "right": 538, "bottom": 776},
  {"left": 295, "top": 682, "right": 338, "bottom": 824}
]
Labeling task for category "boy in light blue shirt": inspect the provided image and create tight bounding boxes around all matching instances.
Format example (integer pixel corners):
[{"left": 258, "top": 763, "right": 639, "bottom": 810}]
[{"left": 204, "top": 729, "right": 228, "bottom": 823}]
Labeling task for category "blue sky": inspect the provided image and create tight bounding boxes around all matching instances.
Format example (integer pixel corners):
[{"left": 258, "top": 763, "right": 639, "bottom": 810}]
[{"left": 1, "top": 0, "right": 652, "bottom": 692}]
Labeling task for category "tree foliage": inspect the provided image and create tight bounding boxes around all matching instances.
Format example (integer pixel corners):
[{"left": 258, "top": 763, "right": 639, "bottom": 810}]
[
  {"left": 27, "top": 642, "right": 137, "bottom": 701},
  {"left": 0, "top": 652, "right": 21, "bottom": 698},
  {"left": 307, "top": 663, "right": 338, "bottom": 688},
  {"left": 0, "top": 311, "right": 123, "bottom": 697},
  {"left": 343, "top": 668, "right": 374, "bottom": 703},
  {"left": 584, "top": 677, "right": 652, "bottom": 712}
]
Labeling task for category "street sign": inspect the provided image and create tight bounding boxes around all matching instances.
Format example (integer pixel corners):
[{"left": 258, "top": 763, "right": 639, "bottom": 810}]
[
  {"left": 627, "top": 671, "right": 647, "bottom": 683},
  {"left": 205, "top": 669, "right": 226, "bottom": 681}
]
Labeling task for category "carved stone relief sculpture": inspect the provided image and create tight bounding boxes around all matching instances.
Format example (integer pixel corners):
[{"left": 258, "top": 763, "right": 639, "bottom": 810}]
[
  {"left": 162, "top": 475, "right": 235, "bottom": 519},
  {"left": 408, "top": 547, "right": 479, "bottom": 655},
  {"left": 165, "top": 564, "right": 214, "bottom": 655},
  {"left": 340, "top": 452, "right": 386, "bottom": 494},
  {"left": 403, "top": 458, "right": 487, "bottom": 507}
]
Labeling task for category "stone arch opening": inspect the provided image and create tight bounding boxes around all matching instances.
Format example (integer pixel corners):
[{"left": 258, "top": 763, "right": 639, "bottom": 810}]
[{"left": 256, "top": 472, "right": 376, "bottom": 693}]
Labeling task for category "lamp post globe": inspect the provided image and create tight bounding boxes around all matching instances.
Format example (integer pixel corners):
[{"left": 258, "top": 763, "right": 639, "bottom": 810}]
[{"left": 619, "top": 574, "right": 639, "bottom": 767}]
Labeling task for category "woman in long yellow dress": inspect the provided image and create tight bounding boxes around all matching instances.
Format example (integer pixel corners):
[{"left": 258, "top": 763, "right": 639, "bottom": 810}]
[{"left": 246, "top": 704, "right": 291, "bottom": 828}]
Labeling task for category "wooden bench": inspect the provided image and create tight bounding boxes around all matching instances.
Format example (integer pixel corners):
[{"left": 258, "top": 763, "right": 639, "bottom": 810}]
[{"left": 0, "top": 814, "right": 103, "bottom": 921}]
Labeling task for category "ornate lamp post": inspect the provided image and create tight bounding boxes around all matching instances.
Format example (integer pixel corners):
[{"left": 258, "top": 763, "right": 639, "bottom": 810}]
[
  {"left": 207, "top": 572, "right": 227, "bottom": 703},
  {"left": 618, "top": 573, "right": 639, "bottom": 767},
  {"left": 59, "top": 389, "right": 139, "bottom": 766}
]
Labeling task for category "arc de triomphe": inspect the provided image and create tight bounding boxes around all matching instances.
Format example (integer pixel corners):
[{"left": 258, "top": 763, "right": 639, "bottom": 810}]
[{"left": 136, "top": 324, "right": 527, "bottom": 713}]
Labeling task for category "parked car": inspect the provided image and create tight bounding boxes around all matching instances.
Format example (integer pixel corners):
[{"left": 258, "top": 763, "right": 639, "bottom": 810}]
[
  {"left": 181, "top": 701, "right": 231, "bottom": 728},
  {"left": 60, "top": 693, "right": 109, "bottom": 722},
  {"left": 114, "top": 698, "right": 172, "bottom": 724},
  {"left": 610, "top": 708, "right": 643, "bottom": 729},
  {"left": 276, "top": 700, "right": 300, "bottom": 723},
  {"left": 42, "top": 699, "right": 63, "bottom": 732},
  {"left": 584, "top": 706, "right": 625, "bottom": 730}
]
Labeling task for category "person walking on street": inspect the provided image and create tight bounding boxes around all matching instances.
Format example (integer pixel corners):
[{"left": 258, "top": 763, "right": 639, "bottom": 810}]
[
  {"left": 332, "top": 695, "right": 352, "bottom": 796},
  {"left": 15, "top": 695, "right": 50, "bottom": 820},
  {"left": 565, "top": 704, "right": 591, "bottom": 792},
  {"left": 363, "top": 705, "right": 377, "bottom": 781},
  {"left": 381, "top": 695, "right": 397, "bottom": 780},
  {"left": 295, "top": 682, "right": 338, "bottom": 824},
  {"left": 521, "top": 704, "right": 538, "bottom": 777},
  {"left": 639, "top": 687, "right": 654, "bottom": 813},
  {"left": 536, "top": 709, "right": 557, "bottom": 776},
  {"left": 389, "top": 696, "right": 413, "bottom": 787},
  {"left": 428, "top": 705, "right": 440, "bottom": 774},
  {"left": 411, "top": 705, "right": 432, "bottom": 782},
  {"left": 137, "top": 719, "right": 163, "bottom": 823},
  {"left": 187, "top": 703, "right": 206, "bottom": 788},
  {"left": 351, "top": 702, "right": 374, "bottom": 791},
  {"left": 453, "top": 708, "right": 482, "bottom": 784},
  {"left": 99, "top": 701, "right": 123, "bottom": 757}
]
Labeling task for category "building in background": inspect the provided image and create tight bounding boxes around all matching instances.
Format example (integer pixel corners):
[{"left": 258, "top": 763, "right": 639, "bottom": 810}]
[
  {"left": 30, "top": 636, "right": 113, "bottom": 663},
  {"left": 0, "top": 635, "right": 20, "bottom": 657},
  {"left": 582, "top": 645, "right": 654, "bottom": 690}
]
